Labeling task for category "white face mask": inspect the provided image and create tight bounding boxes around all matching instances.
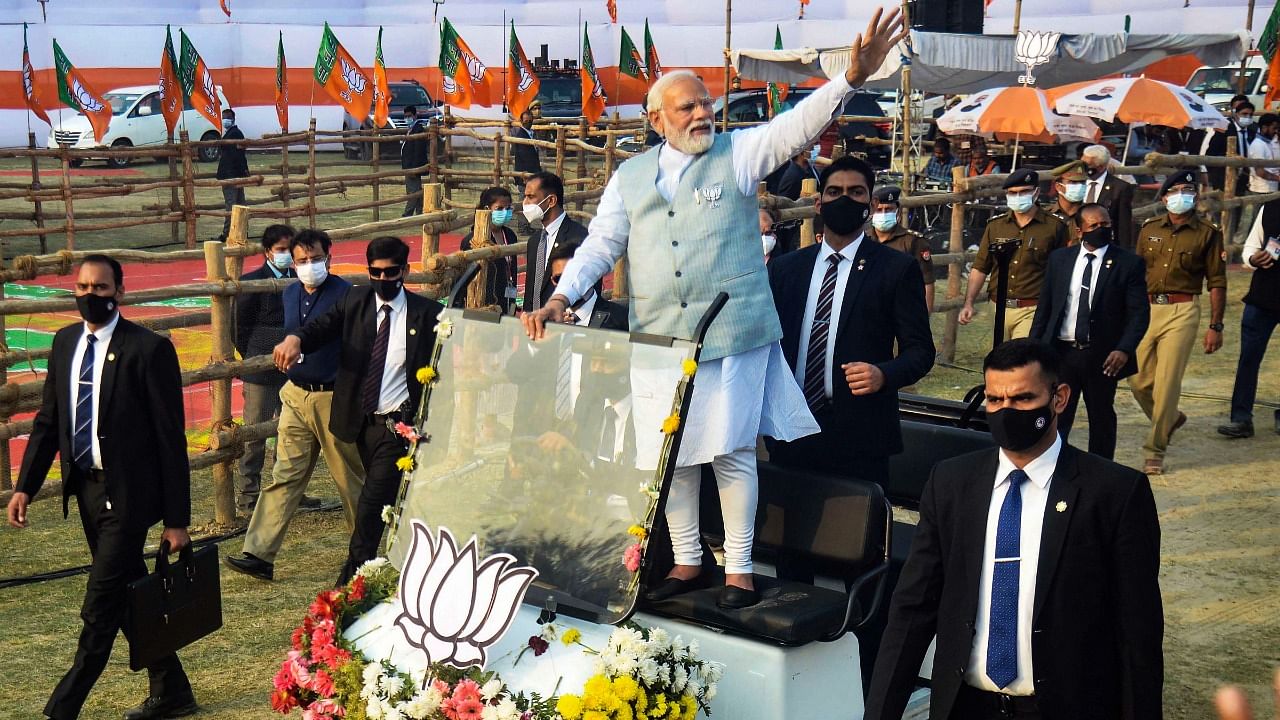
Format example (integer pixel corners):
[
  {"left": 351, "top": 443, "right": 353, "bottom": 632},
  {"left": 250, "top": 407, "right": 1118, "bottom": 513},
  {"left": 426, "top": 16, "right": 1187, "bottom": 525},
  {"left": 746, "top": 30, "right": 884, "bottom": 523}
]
[
  {"left": 271, "top": 251, "right": 293, "bottom": 270},
  {"left": 1006, "top": 192, "right": 1036, "bottom": 213},
  {"left": 295, "top": 261, "right": 329, "bottom": 288},
  {"left": 871, "top": 211, "right": 898, "bottom": 231},
  {"left": 1237, "top": 116, "right": 1255, "bottom": 127},
  {"left": 1164, "top": 191, "right": 1197, "bottom": 215},
  {"left": 522, "top": 196, "right": 550, "bottom": 225},
  {"left": 1062, "top": 183, "right": 1087, "bottom": 203},
  {"left": 762, "top": 233, "right": 777, "bottom": 255}
]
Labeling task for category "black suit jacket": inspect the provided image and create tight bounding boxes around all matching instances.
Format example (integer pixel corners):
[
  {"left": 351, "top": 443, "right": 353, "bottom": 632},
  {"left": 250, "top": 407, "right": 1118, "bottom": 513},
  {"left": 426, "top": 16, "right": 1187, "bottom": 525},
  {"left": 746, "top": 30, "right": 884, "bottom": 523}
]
[
  {"left": 768, "top": 239, "right": 935, "bottom": 457},
  {"left": 522, "top": 215, "right": 590, "bottom": 312},
  {"left": 1091, "top": 175, "right": 1136, "bottom": 249},
  {"left": 293, "top": 286, "right": 443, "bottom": 443},
  {"left": 1202, "top": 121, "right": 1255, "bottom": 190},
  {"left": 234, "top": 262, "right": 291, "bottom": 385},
  {"left": 777, "top": 160, "right": 818, "bottom": 201},
  {"left": 585, "top": 297, "right": 628, "bottom": 330},
  {"left": 17, "top": 318, "right": 191, "bottom": 532},
  {"left": 865, "top": 445, "right": 1163, "bottom": 720},
  {"left": 216, "top": 125, "right": 249, "bottom": 179},
  {"left": 1030, "top": 244, "right": 1150, "bottom": 379}
]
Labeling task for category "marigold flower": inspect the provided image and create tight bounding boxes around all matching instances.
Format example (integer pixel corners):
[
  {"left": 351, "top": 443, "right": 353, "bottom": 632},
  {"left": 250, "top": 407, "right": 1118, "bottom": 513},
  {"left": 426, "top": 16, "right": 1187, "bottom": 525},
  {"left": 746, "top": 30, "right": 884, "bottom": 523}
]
[
  {"left": 682, "top": 359, "right": 698, "bottom": 377},
  {"left": 416, "top": 366, "right": 437, "bottom": 384},
  {"left": 561, "top": 627, "right": 582, "bottom": 646},
  {"left": 627, "top": 524, "right": 647, "bottom": 540},
  {"left": 396, "top": 455, "right": 415, "bottom": 471},
  {"left": 556, "top": 694, "right": 584, "bottom": 720},
  {"left": 661, "top": 414, "right": 681, "bottom": 434}
]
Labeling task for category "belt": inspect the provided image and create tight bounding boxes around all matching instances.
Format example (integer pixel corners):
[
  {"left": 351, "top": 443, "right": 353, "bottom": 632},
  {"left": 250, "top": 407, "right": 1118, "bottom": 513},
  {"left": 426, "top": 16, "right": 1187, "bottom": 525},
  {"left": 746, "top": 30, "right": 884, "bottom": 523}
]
[
  {"left": 1150, "top": 292, "right": 1195, "bottom": 304},
  {"left": 80, "top": 468, "right": 107, "bottom": 482},
  {"left": 958, "top": 685, "right": 1040, "bottom": 717},
  {"left": 1001, "top": 298, "right": 1038, "bottom": 308},
  {"left": 1054, "top": 338, "right": 1091, "bottom": 350},
  {"left": 293, "top": 381, "right": 334, "bottom": 392}
]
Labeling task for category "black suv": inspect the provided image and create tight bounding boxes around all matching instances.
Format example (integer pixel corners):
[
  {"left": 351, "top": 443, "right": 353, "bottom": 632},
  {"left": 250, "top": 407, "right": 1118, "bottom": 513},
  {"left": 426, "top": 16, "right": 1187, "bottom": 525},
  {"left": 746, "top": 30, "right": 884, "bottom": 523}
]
[
  {"left": 343, "top": 80, "right": 442, "bottom": 160},
  {"left": 715, "top": 88, "right": 892, "bottom": 166}
]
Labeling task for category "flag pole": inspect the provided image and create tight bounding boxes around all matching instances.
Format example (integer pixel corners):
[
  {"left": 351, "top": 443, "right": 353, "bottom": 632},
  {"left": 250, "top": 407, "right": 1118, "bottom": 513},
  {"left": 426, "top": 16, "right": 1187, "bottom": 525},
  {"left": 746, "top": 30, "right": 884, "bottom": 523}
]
[
  {"left": 722, "top": 0, "right": 732, "bottom": 132},
  {"left": 1238, "top": 0, "right": 1257, "bottom": 94},
  {"left": 503, "top": 11, "right": 509, "bottom": 115}
]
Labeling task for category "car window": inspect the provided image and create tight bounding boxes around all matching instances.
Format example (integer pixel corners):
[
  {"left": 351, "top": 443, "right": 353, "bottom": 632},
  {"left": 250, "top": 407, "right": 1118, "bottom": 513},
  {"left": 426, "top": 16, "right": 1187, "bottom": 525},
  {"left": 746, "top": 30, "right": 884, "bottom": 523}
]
[
  {"left": 391, "top": 84, "right": 431, "bottom": 106},
  {"left": 842, "top": 94, "right": 886, "bottom": 117},
  {"left": 728, "top": 97, "right": 766, "bottom": 123},
  {"left": 538, "top": 76, "right": 581, "bottom": 105},
  {"left": 130, "top": 93, "right": 162, "bottom": 118},
  {"left": 1186, "top": 68, "right": 1262, "bottom": 94},
  {"left": 104, "top": 93, "right": 142, "bottom": 116}
]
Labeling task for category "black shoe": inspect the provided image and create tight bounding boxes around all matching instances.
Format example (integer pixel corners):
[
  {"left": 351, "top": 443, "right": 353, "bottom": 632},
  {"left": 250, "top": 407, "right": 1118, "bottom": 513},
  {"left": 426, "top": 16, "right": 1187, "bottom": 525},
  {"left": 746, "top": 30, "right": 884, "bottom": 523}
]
[
  {"left": 642, "top": 575, "right": 707, "bottom": 602},
  {"left": 1217, "top": 421, "right": 1254, "bottom": 439},
  {"left": 717, "top": 584, "right": 760, "bottom": 610},
  {"left": 225, "top": 552, "right": 274, "bottom": 581},
  {"left": 123, "top": 693, "right": 198, "bottom": 720},
  {"left": 1274, "top": 412, "right": 1280, "bottom": 435},
  {"left": 298, "top": 495, "right": 323, "bottom": 510}
]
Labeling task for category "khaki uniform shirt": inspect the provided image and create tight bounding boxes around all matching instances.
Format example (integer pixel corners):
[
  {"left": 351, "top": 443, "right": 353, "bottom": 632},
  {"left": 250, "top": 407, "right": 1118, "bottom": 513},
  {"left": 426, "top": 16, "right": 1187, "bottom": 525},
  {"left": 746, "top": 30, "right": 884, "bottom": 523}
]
[
  {"left": 1137, "top": 213, "right": 1228, "bottom": 294},
  {"left": 1048, "top": 201, "right": 1081, "bottom": 246},
  {"left": 974, "top": 208, "right": 1070, "bottom": 300},
  {"left": 877, "top": 225, "right": 936, "bottom": 284}
]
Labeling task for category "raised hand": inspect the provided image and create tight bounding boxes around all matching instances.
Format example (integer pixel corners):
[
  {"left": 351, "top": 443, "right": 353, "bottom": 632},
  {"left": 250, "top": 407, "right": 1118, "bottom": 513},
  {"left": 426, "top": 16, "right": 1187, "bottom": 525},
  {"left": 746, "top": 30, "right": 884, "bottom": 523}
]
[{"left": 844, "top": 7, "right": 911, "bottom": 88}]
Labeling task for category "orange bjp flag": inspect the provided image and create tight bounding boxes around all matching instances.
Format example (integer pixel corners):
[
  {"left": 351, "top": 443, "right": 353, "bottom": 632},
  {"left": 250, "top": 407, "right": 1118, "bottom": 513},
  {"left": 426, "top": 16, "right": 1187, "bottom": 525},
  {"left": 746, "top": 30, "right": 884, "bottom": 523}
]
[
  {"left": 314, "top": 22, "right": 373, "bottom": 122},
  {"left": 580, "top": 24, "right": 607, "bottom": 124},
  {"left": 22, "top": 23, "right": 50, "bottom": 125},
  {"left": 507, "top": 21, "right": 540, "bottom": 119},
  {"left": 439, "top": 18, "right": 491, "bottom": 109},
  {"left": 159, "top": 26, "right": 183, "bottom": 136},
  {"left": 178, "top": 30, "right": 223, "bottom": 133},
  {"left": 372, "top": 26, "right": 391, "bottom": 128},
  {"left": 53, "top": 39, "right": 112, "bottom": 142},
  {"left": 275, "top": 31, "right": 289, "bottom": 132}
]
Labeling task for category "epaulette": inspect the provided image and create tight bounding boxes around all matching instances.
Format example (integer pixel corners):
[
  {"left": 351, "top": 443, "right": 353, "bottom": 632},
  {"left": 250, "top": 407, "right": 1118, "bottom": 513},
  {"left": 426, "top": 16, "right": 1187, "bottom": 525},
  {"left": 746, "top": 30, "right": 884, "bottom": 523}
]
[{"left": 1140, "top": 216, "right": 1163, "bottom": 227}]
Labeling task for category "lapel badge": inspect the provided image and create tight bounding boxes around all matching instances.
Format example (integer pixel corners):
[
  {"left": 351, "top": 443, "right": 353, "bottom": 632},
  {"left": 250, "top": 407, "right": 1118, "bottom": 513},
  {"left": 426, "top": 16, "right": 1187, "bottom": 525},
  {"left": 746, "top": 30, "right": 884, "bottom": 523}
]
[
  {"left": 1105, "top": 258, "right": 1113, "bottom": 268},
  {"left": 106, "top": 352, "right": 116, "bottom": 362},
  {"left": 409, "top": 328, "right": 417, "bottom": 336},
  {"left": 699, "top": 183, "right": 723, "bottom": 209},
  {"left": 1055, "top": 500, "right": 1067, "bottom": 513},
  {"left": 857, "top": 258, "right": 866, "bottom": 271}
]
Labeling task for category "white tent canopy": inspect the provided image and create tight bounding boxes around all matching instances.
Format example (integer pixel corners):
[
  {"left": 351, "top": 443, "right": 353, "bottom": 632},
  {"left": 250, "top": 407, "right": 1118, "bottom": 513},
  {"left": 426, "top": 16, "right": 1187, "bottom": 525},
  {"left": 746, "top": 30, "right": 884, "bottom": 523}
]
[{"left": 730, "top": 30, "right": 1251, "bottom": 95}]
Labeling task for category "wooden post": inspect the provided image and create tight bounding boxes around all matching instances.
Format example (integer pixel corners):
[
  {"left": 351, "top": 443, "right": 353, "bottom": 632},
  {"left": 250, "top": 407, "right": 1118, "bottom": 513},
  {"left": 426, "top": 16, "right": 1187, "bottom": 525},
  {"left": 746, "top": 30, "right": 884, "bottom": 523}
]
[
  {"left": 722, "top": 0, "right": 733, "bottom": 132},
  {"left": 166, "top": 133, "right": 180, "bottom": 247},
  {"left": 798, "top": 177, "right": 819, "bottom": 248},
  {"left": 421, "top": 183, "right": 444, "bottom": 259},
  {"left": 604, "top": 126, "right": 618, "bottom": 180},
  {"left": 941, "top": 166, "right": 966, "bottom": 362},
  {"left": 466, "top": 209, "right": 493, "bottom": 309},
  {"left": 371, "top": 137, "right": 381, "bottom": 223},
  {"left": 307, "top": 118, "right": 318, "bottom": 229},
  {"left": 225, "top": 205, "right": 250, "bottom": 280},
  {"left": 204, "top": 240, "right": 237, "bottom": 525},
  {"left": 280, "top": 140, "right": 291, "bottom": 209},
  {"left": 27, "top": 133, "right": 48, "bottom": 254},
  {"left": 503, "top": 118, "right": 514, "bottom": 173},
  {"left": 179, "top": 129, "right": 196, "bottom": 249},
  {"left": 428, "top": 122, "right": 441, "bottom": 184},
  {"left": 1222, "top": 135, "right": 1239, "bottom": 241},
  {"left": 492, "top": 134, "right": 503, "bottom": 187},
  {"left": 443, "top": 106, "right": 455, "bottom": 165},
  {"left": 555, "top": 125, "right": 567, "bottom": 178},
  {"left": 576, "top": 118, "right": 589, "bottom": 211},
  {"left": 60, "top": 145, "right": 75, "bottom": 250}
]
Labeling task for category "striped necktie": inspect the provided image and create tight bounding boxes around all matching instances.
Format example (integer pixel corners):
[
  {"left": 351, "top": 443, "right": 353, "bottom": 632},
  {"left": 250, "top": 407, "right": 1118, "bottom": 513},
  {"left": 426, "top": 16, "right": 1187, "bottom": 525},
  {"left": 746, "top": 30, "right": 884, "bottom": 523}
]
[
  {"left": 72, "top": 334, "right": 97, "bottom": 471},
  {"left": 361, "top": 305, "right": 392, "bottom": 414},
  {"left": 531, "top": 230, "right": 549, "bottom": 311},
  {"left": 802, "top": 253, "right": 843, "bottom": 410},
  {"left": 986, "top": 468, "right": 1029, "bottom": 689}
]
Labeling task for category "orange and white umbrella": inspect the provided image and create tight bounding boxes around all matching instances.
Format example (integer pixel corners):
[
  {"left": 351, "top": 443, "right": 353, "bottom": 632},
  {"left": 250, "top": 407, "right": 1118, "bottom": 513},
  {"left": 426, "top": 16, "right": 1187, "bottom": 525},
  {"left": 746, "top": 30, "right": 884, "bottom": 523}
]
[
  {"left": 936, "top": 86, "right": 1101, "bottom": 144},
  {"left": 1050, "top": 77, "right": 1228, "bottom": 130}
]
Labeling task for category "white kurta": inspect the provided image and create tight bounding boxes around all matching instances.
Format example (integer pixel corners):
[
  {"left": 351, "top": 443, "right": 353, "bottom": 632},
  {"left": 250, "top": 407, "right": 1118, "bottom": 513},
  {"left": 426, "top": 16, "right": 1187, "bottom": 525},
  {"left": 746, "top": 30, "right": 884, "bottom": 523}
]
[{"left": 556, "top": 75, "right": 858, "bottom": 465}]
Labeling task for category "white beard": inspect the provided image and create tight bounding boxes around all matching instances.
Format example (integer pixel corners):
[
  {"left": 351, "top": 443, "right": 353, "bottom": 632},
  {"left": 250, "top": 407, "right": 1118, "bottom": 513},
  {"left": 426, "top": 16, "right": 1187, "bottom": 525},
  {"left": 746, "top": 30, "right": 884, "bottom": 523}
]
[{"left": 667, "top": 120, "right": 715, "bottom": 155}]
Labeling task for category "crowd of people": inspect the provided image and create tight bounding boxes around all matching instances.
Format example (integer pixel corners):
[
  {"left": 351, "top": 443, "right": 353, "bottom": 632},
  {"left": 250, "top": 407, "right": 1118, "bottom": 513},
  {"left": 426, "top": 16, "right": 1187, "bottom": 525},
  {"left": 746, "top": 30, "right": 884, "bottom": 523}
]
[{"left": 4, "top": 7, "right": 1278, "bottom": 718}]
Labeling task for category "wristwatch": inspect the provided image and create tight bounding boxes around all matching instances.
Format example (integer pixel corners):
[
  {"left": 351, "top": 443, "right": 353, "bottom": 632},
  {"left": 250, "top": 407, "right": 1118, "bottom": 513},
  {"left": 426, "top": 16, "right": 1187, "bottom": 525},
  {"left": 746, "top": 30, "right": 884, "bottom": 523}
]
[{"left": 1209, "top": 323, "right": 1224, "bottom": 332}]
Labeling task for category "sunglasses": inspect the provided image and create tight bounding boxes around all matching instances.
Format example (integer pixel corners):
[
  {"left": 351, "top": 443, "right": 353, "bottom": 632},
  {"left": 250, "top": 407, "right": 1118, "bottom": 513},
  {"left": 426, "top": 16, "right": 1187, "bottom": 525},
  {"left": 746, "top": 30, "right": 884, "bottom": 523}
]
[
  {"left": 550, "top": 273, "right": 563, "bottom": 284},
  {"left": 367, "top": 265, "right": 404, "bottom": 279}
]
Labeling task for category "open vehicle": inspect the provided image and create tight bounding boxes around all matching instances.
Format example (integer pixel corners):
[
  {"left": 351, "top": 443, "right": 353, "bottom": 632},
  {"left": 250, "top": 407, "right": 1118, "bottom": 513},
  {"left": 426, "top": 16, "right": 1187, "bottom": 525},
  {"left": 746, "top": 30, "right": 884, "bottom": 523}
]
[
  {"left": 47, "top": 84, "right": 231, "bottom": 167},
  {"left": 338, "top": 270, "right": 994, "bottom": 717},
  {"left": 714, "top": 88, "right": 894, "bottom": 166},
  {"left": 1185, "top": 55, "right": 1268, "bottom": 112},
  {"left": 342, "top": 79, "right": 442, "bottom": 161}
]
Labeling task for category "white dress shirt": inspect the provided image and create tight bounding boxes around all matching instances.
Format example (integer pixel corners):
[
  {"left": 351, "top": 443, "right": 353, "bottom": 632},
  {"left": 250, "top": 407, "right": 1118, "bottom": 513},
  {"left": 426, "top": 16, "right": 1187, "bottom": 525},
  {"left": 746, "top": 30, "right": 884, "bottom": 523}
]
[
  {"left": 374, "top": 289, "right": 410, "bottom": 414},
  {"left": 569, "top": 291, "right": 598, "bottom": 326},
  {"left": 69, "top": 311, "right": 121, "bottom": 471},
  {"left": 597, "top": 394, "right": 633, "bottom": 463},
  {"left": 555, "top": 73, "right": 855, "bottom": 305},
  {"left": 1248, "top": 134, "right": 1280, "bottom": 193},
  {"left": 1199, "top": 121, "right": 1250, "bottom": 173},
  {"left": 1244, "top": 203, "right": 1276, "bottom": 269},
  {"left": 1057, "top": 244, "right": 1109, "bottom": 342},
  {"left": 966, "top": 434, "right": 1060, "bottom": 695},
  {"left": 540, "top": 210, "right": 568, "bottom": 267},
  {"left": 793, "top": 237, "right": 863, "bottom": 398}
]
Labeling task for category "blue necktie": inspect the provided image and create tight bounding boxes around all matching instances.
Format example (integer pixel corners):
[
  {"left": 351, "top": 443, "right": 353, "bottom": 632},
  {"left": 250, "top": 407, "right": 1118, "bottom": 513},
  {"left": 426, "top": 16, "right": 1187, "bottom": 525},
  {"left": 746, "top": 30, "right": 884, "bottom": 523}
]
[
  {"left": 986, "top": 468, "right": 1029, "bottom": 689},
  {"left": 72, "top": 334, "right": 97, "bottom": 471}
]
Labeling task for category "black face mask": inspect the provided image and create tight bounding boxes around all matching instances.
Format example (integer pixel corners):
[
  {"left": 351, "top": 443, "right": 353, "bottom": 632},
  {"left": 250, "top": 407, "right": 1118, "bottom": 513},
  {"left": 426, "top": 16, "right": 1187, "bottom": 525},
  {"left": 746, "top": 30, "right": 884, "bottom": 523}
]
[
  {"left": 819, "top": 195, "right": 871, "bottom": 237},
  {"left": 987, "top": 400, "right": 1055, "bottom": 452},
  {"left": 76, "top": 293, "right": 117, "bottom": 325},
  {"left": 371, "top": 278, "right": 403, "bottom": 302},
  {"left": 1081, "top": 226, "right": 1112, "bottom": 248}
]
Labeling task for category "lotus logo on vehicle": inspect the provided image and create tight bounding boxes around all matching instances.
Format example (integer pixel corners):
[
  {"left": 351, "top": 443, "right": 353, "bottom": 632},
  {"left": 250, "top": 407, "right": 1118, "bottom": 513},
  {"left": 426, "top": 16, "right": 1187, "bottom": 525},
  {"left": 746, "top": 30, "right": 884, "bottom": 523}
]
[
  {"left": 394, "top": 522, "right": 537, "bottom": 670},
  {"left": 1014, "top": 30, "right": 1060, "bottom": 85},
  {"left": 71, "top": 78, "right": 104, "bottom": 113},
  {"left": 340, "top": 57, "right": 367, "bottom": 98}
]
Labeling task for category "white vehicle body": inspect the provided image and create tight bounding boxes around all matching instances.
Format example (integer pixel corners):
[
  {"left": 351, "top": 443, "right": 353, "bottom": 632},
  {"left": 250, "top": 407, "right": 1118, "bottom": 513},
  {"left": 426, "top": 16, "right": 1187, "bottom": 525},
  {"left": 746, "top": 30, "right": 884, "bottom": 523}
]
[
  {"left": 46, "top": 84, "right": 232, "bottom": 164},
  {"left": 1185, "top": 56, "right": 1268, "bottom": 111}
]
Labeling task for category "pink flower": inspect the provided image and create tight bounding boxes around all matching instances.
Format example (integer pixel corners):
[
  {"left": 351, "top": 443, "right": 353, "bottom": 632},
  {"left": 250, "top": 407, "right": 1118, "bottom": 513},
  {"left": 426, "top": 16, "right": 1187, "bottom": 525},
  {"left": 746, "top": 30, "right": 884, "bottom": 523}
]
[
  {"left": 452, "top": 679, "right": 482, "bottom": 705},
  {"left": 348, "top": 575, "right": 367, "bottom": 602},
  {"left": 309, "top": 668, "right": 336, "bottom": 697},
  {"left": 273, "top": 664, "right": 296, "bottom": 692},
  {"left": 395, "top": 421, "right": 422, "bottom": 442},
  {"left": 452, "top": 697, "right": 484, "bottom": 720},
  {"left": 309, "top": 590, "right": 343, "bottom": 621},
  {"left": 302, "top": 698, "right": 346, "bottom": 720},
  {"left": 271, "top": 688, "right": 299, "bottom": 713},
  {"left": 623, "top": 543, "right": 643, "bottom": 573},
  {"left": 285, "top": 651, "right": 312, "bottom": 687}
]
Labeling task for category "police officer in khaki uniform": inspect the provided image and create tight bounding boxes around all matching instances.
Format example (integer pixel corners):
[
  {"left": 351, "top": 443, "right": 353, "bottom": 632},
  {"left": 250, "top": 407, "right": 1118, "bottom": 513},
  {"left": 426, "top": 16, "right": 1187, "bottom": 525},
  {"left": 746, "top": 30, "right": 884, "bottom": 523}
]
[
  {"left": 870, "top": 185, "right": 936, "bottom": 311},
  {"left": 1049, "top": 163, "right": 1089, "bottom": 245},
  {"left": 960, "top": 168, "right": 1071, "bottom": 338},
  {"left": 1129, "top": 169, "right": 1227, "bottom": 475}
]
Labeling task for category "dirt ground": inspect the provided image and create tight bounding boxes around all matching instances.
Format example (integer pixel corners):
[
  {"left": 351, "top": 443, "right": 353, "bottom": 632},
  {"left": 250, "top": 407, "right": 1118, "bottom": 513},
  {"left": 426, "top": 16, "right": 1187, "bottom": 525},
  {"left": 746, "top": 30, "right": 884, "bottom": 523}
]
[{"left": 0, "top": 149, "right": 1276, "bottom": 717}]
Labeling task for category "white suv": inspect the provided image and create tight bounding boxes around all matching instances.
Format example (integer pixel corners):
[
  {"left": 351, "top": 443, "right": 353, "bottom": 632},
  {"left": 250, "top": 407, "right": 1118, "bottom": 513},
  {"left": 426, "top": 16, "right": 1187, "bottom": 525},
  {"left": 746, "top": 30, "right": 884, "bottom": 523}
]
[{"left": 47, "top": 84, "right": 231, "bottom": 168}]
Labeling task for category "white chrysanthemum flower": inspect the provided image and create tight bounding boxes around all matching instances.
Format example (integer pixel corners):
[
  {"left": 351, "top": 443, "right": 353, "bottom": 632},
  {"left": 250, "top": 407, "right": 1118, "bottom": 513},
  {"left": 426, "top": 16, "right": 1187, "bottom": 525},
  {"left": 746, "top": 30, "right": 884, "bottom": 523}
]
[
  {"left": 364, "top": 662, "right": 384, "bottom": 685},
  {"left": 638, "top": 657, "right": 659, "bottom": 685},
  {"left": 685, "top": 677, "right": 702, "bottom": 698},
  {"left": 647, "top": 627, "right": 671, "bottom": 653},
  {"left": 480, "top": 707, "right": 501, "bottom": 720},
  {"left": 704, "top": 661, "right": 725, "bottom": 683},
  {"left": 384, "top": 704, "right": 405, "bottom": 720},
  {"left": 367, "top": 698, "right": 386, "bottom": 719},
  {"left": 481, "top": 678, "right": 503, "bottom": 701},
  {"left": 381, "top": 673, "right": 405, "bottom": 697},
  {"left": 539, "top": 623, "right": 558, "bottom": 642},
  {"left": 496, "top": 698, "right": 520, "bottom": 720},
  {"left": 705, "top": 684, "right": 718, "bottom": 701},
  {"left": 357, "top": 557, "right": 389, "bottom": 577},
  {"left": 686, "top": 639, "right": 699, "bottom": 657},
  {"left": 673, "top": 664, "right": 688, "bottom": 692}
]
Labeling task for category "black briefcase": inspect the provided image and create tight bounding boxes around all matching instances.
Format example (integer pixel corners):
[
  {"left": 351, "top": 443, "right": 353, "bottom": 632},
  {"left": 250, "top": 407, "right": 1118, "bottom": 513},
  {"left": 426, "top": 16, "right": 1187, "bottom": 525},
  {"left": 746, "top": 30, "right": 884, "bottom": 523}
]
[{"left": 124, "top": 541, "right": 223, "bottom": 672}]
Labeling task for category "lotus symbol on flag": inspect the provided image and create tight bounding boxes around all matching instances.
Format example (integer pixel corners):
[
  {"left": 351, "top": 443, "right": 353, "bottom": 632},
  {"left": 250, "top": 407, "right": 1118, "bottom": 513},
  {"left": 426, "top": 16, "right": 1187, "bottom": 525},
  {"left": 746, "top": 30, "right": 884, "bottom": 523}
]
[
  {"left": 340, "top": 57, "right": 367, "bottom": 96},
  {"left": 23, "top": 65, "right": 35, "bottom": 98},
  {"left": 1014, "top": 31, "right": 1059, "bottom": 85},
  {"left": 71, "top": 78, "right": 104, "bottom": 113},
  {"left": 517, "top": 65, "right": 535, "bottom": 93},
  {"left": 442, "top": 76, "right": 458, "bottom": 95},
  {"left": 394, "top": 522, "right": 537, "bottom": 670}
]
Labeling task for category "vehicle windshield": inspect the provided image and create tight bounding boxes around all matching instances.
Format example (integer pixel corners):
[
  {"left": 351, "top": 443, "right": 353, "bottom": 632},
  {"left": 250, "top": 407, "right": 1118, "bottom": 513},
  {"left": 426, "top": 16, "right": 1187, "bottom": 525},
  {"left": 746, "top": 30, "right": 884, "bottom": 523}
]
[
  {"left": 538, "top": 76, "right": 581, "bottom": 106},
  {"left": 104, "top": 93, "right": 142, "bottom": 116},
  {"left": 1186, "top": 68, "right": 1261, "bottom": 95},
  {"left": 391, "top": 84, "right": 432, "bottom": 106}
]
